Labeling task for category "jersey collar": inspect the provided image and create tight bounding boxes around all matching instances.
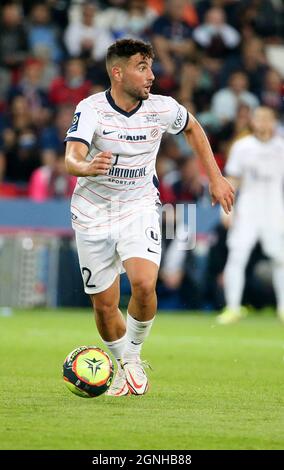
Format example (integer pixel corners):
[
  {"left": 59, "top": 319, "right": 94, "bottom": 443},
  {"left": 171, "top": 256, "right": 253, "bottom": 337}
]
[{"left": 105, "top": 89, "right": 142, "bottom": 117}]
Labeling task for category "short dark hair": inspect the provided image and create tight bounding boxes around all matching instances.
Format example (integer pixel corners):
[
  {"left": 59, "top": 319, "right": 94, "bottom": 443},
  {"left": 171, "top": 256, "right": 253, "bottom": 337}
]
[{"left": 106, "top": 39, "right": 154, "bottom": 76}]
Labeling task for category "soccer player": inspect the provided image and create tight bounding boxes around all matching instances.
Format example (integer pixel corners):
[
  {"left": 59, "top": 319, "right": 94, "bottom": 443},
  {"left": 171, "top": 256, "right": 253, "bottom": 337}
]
[
  {"left": 65, "top": 39, "right": 234, "bottom": 396},
  {"left": 217, "top": 107, "right": 284, "bottom": 325}
]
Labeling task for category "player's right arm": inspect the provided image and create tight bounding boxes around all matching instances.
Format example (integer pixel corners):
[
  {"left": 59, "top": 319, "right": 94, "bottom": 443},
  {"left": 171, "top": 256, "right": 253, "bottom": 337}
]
[
  {"left": 64, "top": 99, "right": 112, "bottom": 177},
  {"left": 65, "top": 141, "right": 112, "bottom": 177}
]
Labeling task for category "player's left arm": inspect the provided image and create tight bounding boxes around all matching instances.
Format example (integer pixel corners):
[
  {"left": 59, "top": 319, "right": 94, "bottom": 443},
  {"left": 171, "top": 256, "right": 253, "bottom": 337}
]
[{"left": 183, "top": 114, "right": 235, "bottom": 214}]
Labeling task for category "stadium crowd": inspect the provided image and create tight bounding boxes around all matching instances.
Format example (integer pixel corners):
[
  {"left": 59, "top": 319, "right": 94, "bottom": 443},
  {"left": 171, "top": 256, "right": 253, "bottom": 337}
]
[{"left": 0, "top": 0, "right": 283, "bottom": 310}]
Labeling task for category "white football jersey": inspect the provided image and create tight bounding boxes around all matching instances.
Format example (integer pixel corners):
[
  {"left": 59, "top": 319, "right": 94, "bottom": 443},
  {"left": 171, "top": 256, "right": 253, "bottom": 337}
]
[
  {"left": 225, "top": 134, "right": 284, "bottom": 221},
  {"left": 65, "top": 90, "right": 189, "bottom": 234}
]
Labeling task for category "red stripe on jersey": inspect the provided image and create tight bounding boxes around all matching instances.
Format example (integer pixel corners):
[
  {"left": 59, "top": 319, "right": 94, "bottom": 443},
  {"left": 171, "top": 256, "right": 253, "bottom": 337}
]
[
  {"left": 71, "top": 204, "right": 96, "bottom": 219},
  {"left": 98, "top": 122, "right": 161, "bottom": 130},
  {"left": 97, "top": 136, "right": 159, "bottom": 144},
  {"left": 89, "top": 180, "right": 152, "bottom": 192},
  {"left": 73, "top": 191, "right": 103, "bottom": 209},
  {"left": 79, "top": 180, "right": 154, "bottom": 203},
  {"left": 91, "top": 108, "right": 170, "bottom": 114},
  {"left": 89, "top": 209, "right": 140, "bottom": 228},
  {"left": 72, "top": 220, "right": 90, "bottom": 229}
]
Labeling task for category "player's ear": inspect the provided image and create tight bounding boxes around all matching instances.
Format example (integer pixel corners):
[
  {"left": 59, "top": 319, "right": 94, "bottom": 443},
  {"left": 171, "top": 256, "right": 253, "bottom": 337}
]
[{"left": 111, "top": 65, "right": 123, "bottom": 83}]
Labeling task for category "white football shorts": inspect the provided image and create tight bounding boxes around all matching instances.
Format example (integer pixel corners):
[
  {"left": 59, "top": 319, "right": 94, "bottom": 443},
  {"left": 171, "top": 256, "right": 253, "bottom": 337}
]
[{"left": 75, "top": 210, "right": 161, "bottom": 294}]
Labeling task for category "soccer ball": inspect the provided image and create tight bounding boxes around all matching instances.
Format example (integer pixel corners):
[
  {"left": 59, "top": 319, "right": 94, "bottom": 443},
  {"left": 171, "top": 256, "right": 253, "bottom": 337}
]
[{"left": 63, "top": 346, "right": 114, "bottom": 398}]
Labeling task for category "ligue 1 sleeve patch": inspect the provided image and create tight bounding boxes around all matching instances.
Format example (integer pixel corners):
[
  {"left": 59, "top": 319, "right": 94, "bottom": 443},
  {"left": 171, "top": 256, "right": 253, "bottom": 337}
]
[{"left": 68, "top": 112, "right": 81, "bottom": 133}]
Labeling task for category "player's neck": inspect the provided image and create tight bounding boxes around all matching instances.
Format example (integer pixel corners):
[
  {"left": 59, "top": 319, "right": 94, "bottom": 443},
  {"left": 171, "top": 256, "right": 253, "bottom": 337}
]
[
  {"left": 254, "top": 132, "right": 274, "bottom": 142},
  {"left": 109, "top": 87, "right": 141, "bottom": 113}
]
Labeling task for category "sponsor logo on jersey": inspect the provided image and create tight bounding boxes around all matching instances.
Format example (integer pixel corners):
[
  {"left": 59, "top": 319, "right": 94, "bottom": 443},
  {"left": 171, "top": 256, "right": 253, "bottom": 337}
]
[
  {"left": 68, "top": 112, "right": 81, "bottom": 133},
  {"left": 144, "top": 113, "right": 160, "bottom": 123},
  {"left": 172, "top": 107, "right": 184, "bottom": 130},
  {"left": 108, "top": 166, "right": 147, "bottom": 178},
  {"left": 102, "top": 130, "right": 116, "bottom": 135},
  {"left": 117, "top": 134, "right": 147, "bottom": 141}
]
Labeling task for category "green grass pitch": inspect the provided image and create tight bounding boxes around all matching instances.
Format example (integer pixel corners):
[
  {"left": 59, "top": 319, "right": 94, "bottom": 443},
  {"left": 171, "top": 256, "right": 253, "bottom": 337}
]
[{"left": 0, "top": 309, "right": 283, "bottom": 450}]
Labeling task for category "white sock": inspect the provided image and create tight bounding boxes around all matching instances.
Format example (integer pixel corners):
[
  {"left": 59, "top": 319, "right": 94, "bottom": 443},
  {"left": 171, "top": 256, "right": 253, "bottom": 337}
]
[
  {"left": 124, "top": 311, "right": 155, "bottom": 358},
  {"left": 102, "top": 334, "right": 126, "bottom": 369},
  {"left": 224, "top": 249, "right": 250, "bottom": 310},
  {"left": 272, "top": 262, "right": 284, "bottom": 312}
]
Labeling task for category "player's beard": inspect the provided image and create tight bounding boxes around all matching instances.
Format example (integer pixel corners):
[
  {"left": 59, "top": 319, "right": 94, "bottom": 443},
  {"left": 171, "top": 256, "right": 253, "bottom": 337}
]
[{"left": 124, "top": 83, "right": 150, "bottom": 101}]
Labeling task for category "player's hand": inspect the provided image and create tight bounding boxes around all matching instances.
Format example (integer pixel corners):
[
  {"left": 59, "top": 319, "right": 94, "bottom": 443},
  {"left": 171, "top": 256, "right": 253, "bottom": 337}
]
[
  {"left": 85, "top": 151, "right": 112, "bottom": 176},
  {"left": 209, "top": 176, "right": 235, "bottom": 214}
]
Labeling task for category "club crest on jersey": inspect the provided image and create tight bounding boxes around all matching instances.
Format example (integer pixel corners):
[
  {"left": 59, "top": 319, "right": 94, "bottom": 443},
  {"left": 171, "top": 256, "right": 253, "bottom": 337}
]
[
  {"left": 68, "top": 112, "right": 81, "bottom": 133},
  {"left": 151, "top": 128, "right": 159, "bottom": 138},
  {"left": 118, "top": 134, "right": 146, "bottom": 141}
]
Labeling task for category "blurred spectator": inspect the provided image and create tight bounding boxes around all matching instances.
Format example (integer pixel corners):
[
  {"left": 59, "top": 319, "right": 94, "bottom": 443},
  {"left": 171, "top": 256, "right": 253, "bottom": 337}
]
[
  {"left": 160, "top": 135, "right": 184, "bottom": 186},
  {"left": 159, "top": 220, "right": 202, "bottom": 310},
  {"left": 217, "top": 103, "right": 252, "bottom": 155},
  {"left": 8, "top": 58, "right": 51, "bottom": 128},
  {"left": 117, "top": 0, "right": 157, "bottom": 40},
  {"left": 29, "top": 150, "right": 76, "bottom": 201},
  {"left": 3, "top": 125, "right": 39, "bottom": 183},
  {"left": 211, "top": 70, "right": 259, "bottom": 123},
  {"left": 155, "top": 154, "right": 176, "bottom": 204},
  {"left": 171, "top": 156, "right": 208, "bottom": 203},
  {"left": 31, "top": 47, "right": 60, "bottom": 91},
  {"left": 219, "top": 37, "right": 269, "bottom": 97},
  {"left": 179, "top": 60, "right": 214, "bottom": 104},
  {"left": 46, "top": 0, "right": 72, "bottom": 30},
  {"left": 152, "top": 0, "right": 195, "bottom": 89},
  {"left": 148, "top": 0, "right": 199, "bottom": 27},
  {"left": 28, "top": 3, "right": 64, "bottom": 63},
  {"left": 260, "top": 68, "right": 284, "bottom": 115},
  {"left": 0, "top": 3, "right": 28, "bottom": 72},
  {"left": 0, "top": 152, "right": 6, "bottom": 182},
  {"left": 48, "top": 58, "right": 92, "bottom": 106},
  {"left": 1, "top": 95, "right": 40, "bottom": 183},
  {"left": 3, "top": 95, "right": 33, "bottom": 133},
  {"left": 64, "top": 1, "right": 113, "bottom": 62},
  {"left": 0, "top": 67, "right": 11, "bottom": 109},
  {"left": 39, "top": 104, "right": 74, "bottom": 154},
  {"left": 146, "top": 0, "right": 164, "bottom": 16},
  {"left": 196, "top": 0, "right": 241, "bottom": 29},
  {"left": 193, "top": 7, "right": 240, "bottom": 59},
  {"left": 238, "top": 0, "right": 280, "bottom": 39},
  {"left": 97, "top": 0, "right": 157, "bottom": 40}
]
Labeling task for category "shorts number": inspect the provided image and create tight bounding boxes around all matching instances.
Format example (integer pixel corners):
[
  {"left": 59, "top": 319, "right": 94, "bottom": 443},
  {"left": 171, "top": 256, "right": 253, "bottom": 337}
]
[{"left": 82, "top": 267, "right": 96, "bottom": 288}]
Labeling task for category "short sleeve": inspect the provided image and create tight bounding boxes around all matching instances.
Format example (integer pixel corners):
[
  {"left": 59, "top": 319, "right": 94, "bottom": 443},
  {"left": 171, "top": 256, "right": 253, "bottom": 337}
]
[
  {"left": 166, "top": 97, "right": 189, "bottom": 135},
  {"left": 225, "top": 141, "right": 245, "bottom": 178},
  {"left": 65, "top": 100, "right": 98, "bottom": 149}
]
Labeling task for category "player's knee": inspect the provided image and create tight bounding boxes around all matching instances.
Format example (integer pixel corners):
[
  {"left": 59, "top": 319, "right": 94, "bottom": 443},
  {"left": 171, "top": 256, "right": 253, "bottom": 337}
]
[
  {"left": 91, "top": 298, "right": 118, "bottom": 321},
  {"left": 131, "top": 277, "right": 156, "bottom": 299}
]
